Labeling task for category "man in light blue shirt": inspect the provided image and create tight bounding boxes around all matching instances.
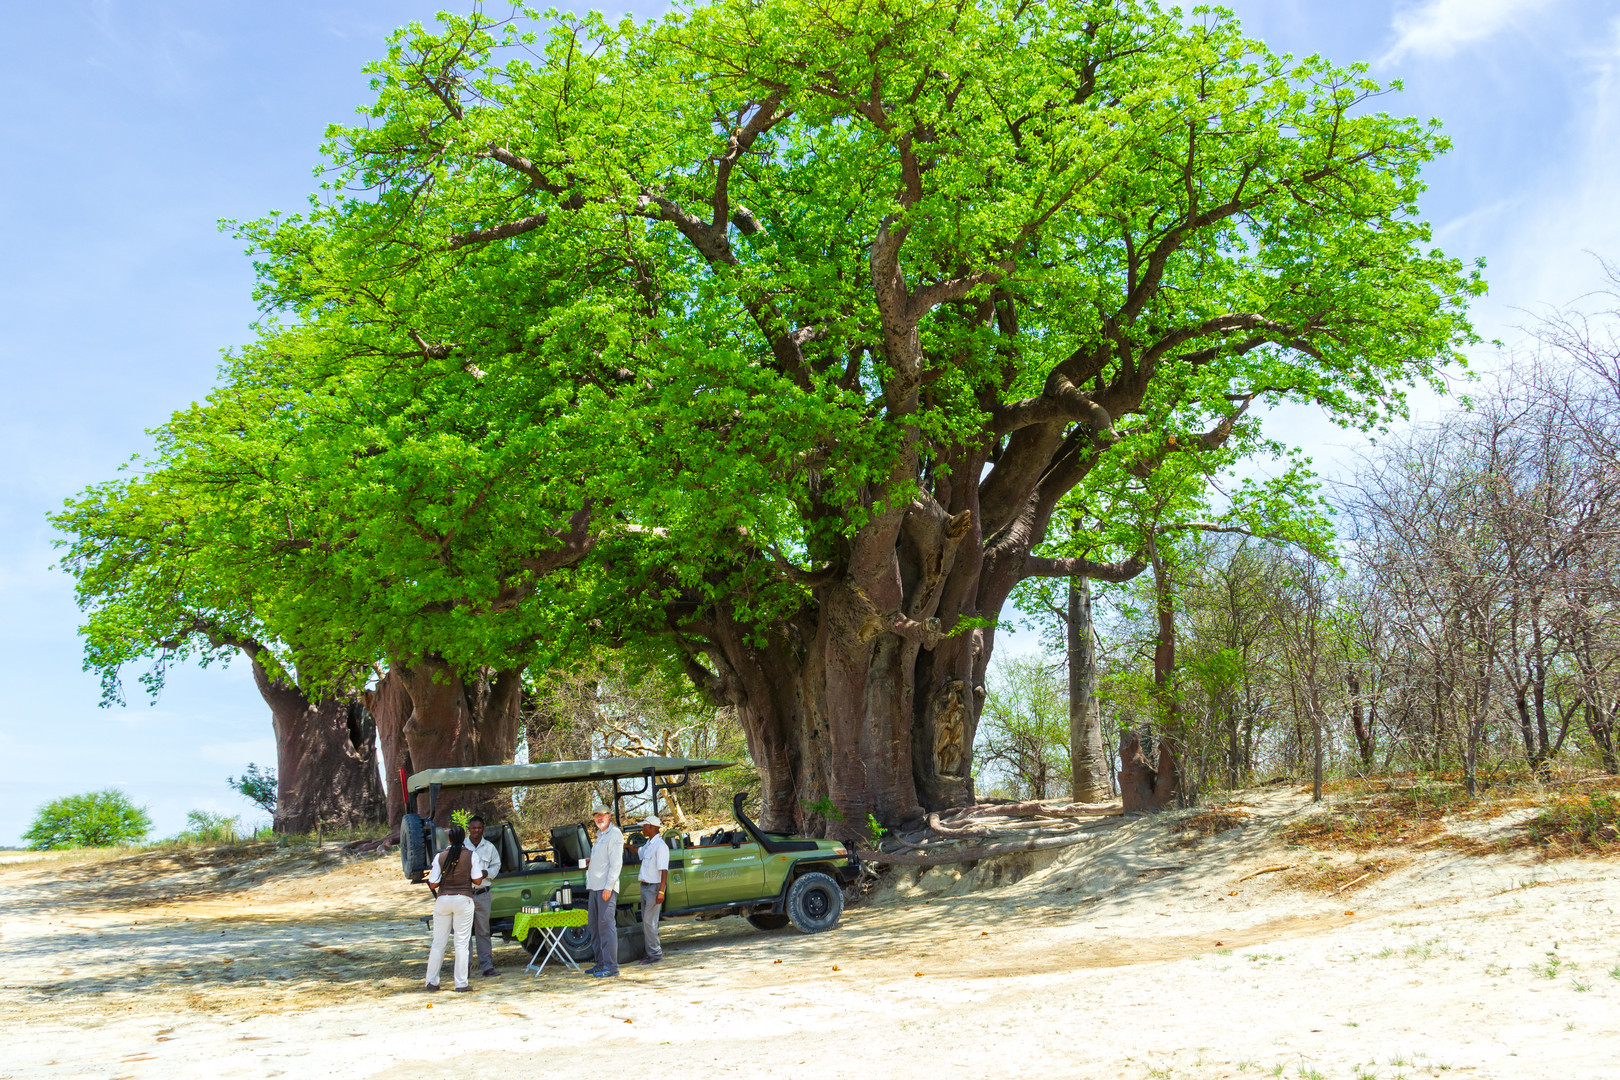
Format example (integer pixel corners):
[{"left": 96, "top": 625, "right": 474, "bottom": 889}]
[{"left": 585, "top": 805, "right": 624, "bottom": 977}]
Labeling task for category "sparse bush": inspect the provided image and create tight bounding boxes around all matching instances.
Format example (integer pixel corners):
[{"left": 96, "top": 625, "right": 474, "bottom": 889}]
[
  {"left": 1279, "top": 779, "right": 1465, "bottom": 849},
  {"left": 23, "top": 789, "right": 150, "bottom": 849},
  {"left": 1523, "top": 791, "right": 1620, "bottom": 855},
  {"left": 175, "top": 810, "right": 240, "bottom": 844}
]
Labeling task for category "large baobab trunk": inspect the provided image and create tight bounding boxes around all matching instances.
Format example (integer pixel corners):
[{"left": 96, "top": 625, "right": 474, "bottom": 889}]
[
  {"left": 685, "top": 433, "right": 1153, "bottom": 837},
  {"left": 368, "top": 656, "right": 525, "bottom": 828},
  {"left": 247, "top": 658, "right": 385, "bottom": 833},
  {"left": 687, "top": 504, "right": 993, "bottom": 838},
  {"left": 1069, "top": 577, "right": 1112, "bottom": 801}
]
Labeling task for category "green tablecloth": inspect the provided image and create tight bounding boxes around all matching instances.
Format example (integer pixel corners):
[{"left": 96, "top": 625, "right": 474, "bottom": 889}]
[{"left": 513, "top": 909, "right": 588, "bottom": 939}]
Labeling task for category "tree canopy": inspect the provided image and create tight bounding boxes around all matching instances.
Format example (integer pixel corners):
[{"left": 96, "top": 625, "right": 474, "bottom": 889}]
[{"left": 55, "top": 0, "right": 1481, "bottom": 832}]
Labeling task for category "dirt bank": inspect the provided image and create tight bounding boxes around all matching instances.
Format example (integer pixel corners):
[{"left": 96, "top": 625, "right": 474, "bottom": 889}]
[{"left": 3, "top": 790, "right": 1617, "bottom": 1080}]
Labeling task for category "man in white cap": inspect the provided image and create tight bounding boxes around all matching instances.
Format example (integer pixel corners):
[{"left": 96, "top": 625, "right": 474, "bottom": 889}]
[
  {"left": 636, "top": 815, "right": 670, "bottom": 965},
  {"left": 585, "top": 804, "right": 623, "bottom": 977},
  {"left": 464, "top": 816, "right": 502, "bottom": 978}
]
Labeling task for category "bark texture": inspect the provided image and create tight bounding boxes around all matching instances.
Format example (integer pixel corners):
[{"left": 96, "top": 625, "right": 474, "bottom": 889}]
[
  {"left": 246, "top": 655, "right": 386, "bottom": 833},
  {"left": 1348, "top": 673, "right": 1375, "bottom": 769},
  {"left": 368, "top": 656, "right": 524, "bottom": 828},
  {"left": 1119, "top": 731, "right": 1179, "bottom": 813},
  {"left": 1069, "top": 577, "right": 1112, "bottom": 801}
]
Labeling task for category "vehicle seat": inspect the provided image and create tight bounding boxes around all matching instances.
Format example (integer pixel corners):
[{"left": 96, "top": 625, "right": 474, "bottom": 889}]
[
  {"left": 550, "top": 824, "right": 591, "bottom": 868},
  {"left": 494, "top": 823, "right": 523, "bottom": 873}
]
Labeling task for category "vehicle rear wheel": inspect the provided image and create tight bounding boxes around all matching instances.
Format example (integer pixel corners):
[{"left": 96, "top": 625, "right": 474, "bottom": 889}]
[
  {"left": 746, "top": 912, "right": 791, "bottom": 931},
  {"left": 784, "top": 872, "right": 843, "bottom": 933}
]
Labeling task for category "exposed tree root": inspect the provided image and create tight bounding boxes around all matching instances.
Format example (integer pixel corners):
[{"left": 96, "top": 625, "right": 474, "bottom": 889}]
[
  {"left": 943, "top": 801, "right": 1120, "bottom": 820},
  {"left": 858, "top": 820, "right": 1120, "bottom": 866},
  {"left": 925, "top": 812, "right": 992, "bottom": 838}
]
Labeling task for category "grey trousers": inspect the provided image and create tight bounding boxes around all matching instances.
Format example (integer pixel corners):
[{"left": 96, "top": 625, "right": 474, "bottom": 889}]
[
  {"left": 472, "top": 891, "right": 496, "bottom": 974},
  {"left": 640, "top": 883, "right": 663, "bottom": 961},
  {"left": 588, "top": 888, "right": 618, "bottom": 973}
]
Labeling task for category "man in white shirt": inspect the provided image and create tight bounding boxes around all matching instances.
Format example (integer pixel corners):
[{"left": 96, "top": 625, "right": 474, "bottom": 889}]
[
  {"left": 465, "top": 816, "right": 502, "bottom": 978},
  {"left": 636, "top": 815, "right": 670, "bottom": 965},
  {"left": 585, "top": 805, "right": 624, "bottom": 977}
]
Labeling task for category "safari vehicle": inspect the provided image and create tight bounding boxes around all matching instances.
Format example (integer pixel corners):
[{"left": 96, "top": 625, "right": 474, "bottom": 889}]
[{"left": 400, "top": 757, "right": 859, "bottom": 962}]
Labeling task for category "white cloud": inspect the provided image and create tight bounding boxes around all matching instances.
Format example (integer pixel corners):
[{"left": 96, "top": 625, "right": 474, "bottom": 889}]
[
  {"left": 1383, "top": 0, "right": 1555, "bottom": 63},
  {"left": 1483, "top": 15, "right": 1620, "bottom": 321}
]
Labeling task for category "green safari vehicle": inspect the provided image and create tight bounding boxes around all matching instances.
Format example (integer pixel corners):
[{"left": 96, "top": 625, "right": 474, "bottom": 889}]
[{"left": 399, "top": 757, "right": 859, "bottom": 963}]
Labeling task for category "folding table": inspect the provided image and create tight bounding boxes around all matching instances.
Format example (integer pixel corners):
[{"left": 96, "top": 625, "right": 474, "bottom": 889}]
[{"left": 514, "top": 908, "right": 589, "bottom": 975}]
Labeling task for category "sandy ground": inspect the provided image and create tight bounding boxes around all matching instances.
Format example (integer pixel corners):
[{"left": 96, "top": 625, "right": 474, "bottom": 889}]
[{"left": 3, "top": 790, "right": 1617, "bottom": 1080}]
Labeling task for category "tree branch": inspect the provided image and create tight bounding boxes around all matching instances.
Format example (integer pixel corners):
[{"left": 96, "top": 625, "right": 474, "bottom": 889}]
[
  {"left": 448, "top": 213, "right": 549, "bottom": 249},
  {"left": 1021, "top": 553, "right": 1149, "bottom": 583}
]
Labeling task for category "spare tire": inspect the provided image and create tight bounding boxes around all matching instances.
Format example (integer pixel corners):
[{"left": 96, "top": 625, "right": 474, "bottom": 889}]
[
  {"left": 785, "top": 871, "right": 843, "bottom": 933},
  {"left": 400, "top": 812, "right": 431, "bottom": 882}
]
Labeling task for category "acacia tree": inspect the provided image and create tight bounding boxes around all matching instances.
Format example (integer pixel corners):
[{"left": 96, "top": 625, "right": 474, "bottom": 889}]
[{"left": 251, "top": 0, "right": 1480, "bottom": 833}]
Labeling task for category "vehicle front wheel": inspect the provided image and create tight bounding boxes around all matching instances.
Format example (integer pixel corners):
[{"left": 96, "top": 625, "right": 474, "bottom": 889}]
[
  {"left": 746, "top": 912, "right": 791, "bottom": 931},
  {"left": 784, "top": 872, "right": 843, "bottom": 933}
]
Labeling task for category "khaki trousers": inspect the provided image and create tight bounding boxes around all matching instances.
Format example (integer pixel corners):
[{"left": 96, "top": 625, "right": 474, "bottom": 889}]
[{"left": 426, "top": 894, "right": 474, "bottom": 989}]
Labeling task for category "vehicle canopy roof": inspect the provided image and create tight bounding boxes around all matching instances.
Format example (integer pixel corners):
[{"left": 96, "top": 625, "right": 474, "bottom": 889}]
[{"left": 405, "top": 756, "right": 731, "bottom": 795}]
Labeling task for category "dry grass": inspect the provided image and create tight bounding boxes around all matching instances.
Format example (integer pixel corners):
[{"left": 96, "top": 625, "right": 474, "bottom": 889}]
[
  {"left": 1288, "top": 855, "right": 1410, "bottom": 894},
  {"left": 1171, "top": 805, "right": 1251, "bottom": 837},
  {"left": 1278, "top": 781, "right": 1464, "bottom": 850},
  {"left": 1519, "top": 791, "right": 1620, "bottom": 857},
  {"left": 1280, "top": 773, "right": 1620, "bottom": 858}
]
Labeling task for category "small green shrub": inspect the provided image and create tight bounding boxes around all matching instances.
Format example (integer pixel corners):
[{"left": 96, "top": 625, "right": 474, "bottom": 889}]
[
  {"left": 804, "top": 797, "right": 844, "bottom": 822},
  {"left": 176, "top": 810, "right": 240, "bottom": 844},
  {"left": 24, "top": 789, "right": 151, "bottom": 849}
]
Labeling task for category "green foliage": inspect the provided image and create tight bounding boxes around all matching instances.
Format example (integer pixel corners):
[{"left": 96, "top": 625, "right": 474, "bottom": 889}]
[
  {"left": 450, "top": 809, "right": 472, "bottom": 829},
  {"left": 51, "top": 0, "right": 1481, "bottom": 801},
  {"left": 864, "top": 813, "right": 888, "bottom": 845},
  {"left": 176, "top": 810, "right": 240, "bottom": 844},
  {"left": 976, "top": 655, "right": 1071, "bottom": 799},
  {"left": 24, "top": 790, "right": 151, "bottom": 850},
  {"left": 227, "top": 763, "right": 276, "bottom": 815},
  {"left": 804, "top": 797, "right": 845, "bottom": 823}
]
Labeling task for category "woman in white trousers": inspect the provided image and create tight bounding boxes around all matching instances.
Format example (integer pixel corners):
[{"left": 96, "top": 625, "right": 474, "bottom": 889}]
[{"left": 424, "top": 824, "right": 485, "bottom": 991}]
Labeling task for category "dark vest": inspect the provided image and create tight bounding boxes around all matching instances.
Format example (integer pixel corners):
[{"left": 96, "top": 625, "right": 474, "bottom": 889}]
[{"left": 435, "top": 847, "right": 474, "bottom": 896}]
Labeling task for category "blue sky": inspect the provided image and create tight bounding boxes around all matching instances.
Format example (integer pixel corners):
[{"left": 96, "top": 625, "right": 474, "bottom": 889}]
[{"left": 2, "top": 0, "right": 1617, "bottom": 844}]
